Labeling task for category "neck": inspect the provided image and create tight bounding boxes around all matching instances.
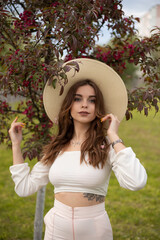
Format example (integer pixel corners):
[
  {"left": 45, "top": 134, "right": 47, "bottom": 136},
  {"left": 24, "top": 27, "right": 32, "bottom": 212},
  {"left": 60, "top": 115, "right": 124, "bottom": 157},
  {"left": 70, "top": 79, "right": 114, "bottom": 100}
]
[{"left": 72, "top": 121, "right": 90, "bottom": 141}]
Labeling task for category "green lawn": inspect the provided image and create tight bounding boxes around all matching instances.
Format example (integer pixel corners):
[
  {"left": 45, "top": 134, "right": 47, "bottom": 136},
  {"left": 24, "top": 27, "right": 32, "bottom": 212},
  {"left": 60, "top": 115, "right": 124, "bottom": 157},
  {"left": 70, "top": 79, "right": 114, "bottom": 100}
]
[{"left": 0, "top": 110, "right": 160, "bottom": 240}]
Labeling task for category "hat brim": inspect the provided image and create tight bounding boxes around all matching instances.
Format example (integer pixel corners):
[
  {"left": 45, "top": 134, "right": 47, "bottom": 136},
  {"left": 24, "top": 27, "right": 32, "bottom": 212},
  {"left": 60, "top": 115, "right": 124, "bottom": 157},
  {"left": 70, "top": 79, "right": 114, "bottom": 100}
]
[{"left": 43, "top": 58, "right": 128, "bottom": 123}]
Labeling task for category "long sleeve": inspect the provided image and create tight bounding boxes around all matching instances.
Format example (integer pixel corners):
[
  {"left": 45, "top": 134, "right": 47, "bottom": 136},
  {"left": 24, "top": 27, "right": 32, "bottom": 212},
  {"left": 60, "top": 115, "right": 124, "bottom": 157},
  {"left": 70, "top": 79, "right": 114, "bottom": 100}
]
[
  {"left": 9, "top": 161, "right": 50, "bottom": 197},
  {"left": 108, "top": 147, "right": 147, "bottom": 191}
]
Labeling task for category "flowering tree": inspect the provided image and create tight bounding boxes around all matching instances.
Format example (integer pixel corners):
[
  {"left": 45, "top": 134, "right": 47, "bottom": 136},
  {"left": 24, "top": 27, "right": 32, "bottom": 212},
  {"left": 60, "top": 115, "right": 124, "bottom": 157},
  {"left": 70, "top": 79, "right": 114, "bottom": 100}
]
[
  {"left": 1, "top": 0, "right": 160, "bottom": 157},
  {"left": 0, "top": 0, "right": 160, "bottom": 238}
]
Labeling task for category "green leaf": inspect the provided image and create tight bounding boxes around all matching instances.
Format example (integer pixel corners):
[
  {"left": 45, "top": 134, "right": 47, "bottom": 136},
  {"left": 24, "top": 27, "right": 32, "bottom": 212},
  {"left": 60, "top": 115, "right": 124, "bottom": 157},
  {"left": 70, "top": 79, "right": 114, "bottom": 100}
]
[{"left": 52, "top": 78, "right": 57, "bottom": 89}]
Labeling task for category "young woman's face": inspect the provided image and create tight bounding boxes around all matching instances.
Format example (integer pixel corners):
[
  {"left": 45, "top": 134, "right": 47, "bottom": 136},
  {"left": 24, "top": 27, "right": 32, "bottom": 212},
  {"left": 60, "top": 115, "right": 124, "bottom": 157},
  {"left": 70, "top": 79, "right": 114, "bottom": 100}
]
[{"left": 70, "top": 85, "right": 96, "bottom": 124}]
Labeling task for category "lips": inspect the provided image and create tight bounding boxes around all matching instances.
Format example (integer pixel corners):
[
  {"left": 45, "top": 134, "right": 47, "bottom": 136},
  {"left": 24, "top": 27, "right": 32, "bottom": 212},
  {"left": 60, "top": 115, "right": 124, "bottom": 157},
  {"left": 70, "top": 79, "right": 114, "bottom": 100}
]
[
  {"left": 79, "top": 111, "right": 89, "bottom": 115},
  {"left": 79, "top": 111, "right": 89, "bottom": 114}
]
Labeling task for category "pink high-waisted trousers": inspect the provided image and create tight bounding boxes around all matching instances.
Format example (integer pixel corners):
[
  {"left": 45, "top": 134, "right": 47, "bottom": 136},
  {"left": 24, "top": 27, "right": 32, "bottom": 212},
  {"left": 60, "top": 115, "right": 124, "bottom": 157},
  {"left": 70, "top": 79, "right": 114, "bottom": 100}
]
[{"left": 44, "top": 199, "right": 113, "bottom": 240}]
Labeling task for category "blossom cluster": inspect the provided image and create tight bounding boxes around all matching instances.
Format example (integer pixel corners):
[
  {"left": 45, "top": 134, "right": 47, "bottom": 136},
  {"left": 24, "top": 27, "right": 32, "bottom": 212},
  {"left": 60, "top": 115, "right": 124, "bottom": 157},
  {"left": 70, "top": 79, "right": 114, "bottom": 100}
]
[
  {"left": 94, "top": 46, "right": 126, "bottom": 74},
  {"left": 0, "top": 101, "right": 10, "bottom": 114},
  {"left": 22, "top": 100, "right": 35, "bottom": 119},
  {"left": 14, "top": 11, "right": 37, "bottom": 31},
  {"left": 93, "top": 41, "right": 143, "bottom": 74}
]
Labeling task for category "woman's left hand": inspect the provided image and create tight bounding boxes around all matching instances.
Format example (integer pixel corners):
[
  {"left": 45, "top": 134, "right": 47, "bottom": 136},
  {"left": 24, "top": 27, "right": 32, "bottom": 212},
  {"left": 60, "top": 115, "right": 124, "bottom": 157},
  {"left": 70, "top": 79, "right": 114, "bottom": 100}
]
[
  {"left": 101, "top": 113, "right": 120, "bottom": 137},
  {"left": 101, "top": 114, "right": 125, "bottom": 152}
]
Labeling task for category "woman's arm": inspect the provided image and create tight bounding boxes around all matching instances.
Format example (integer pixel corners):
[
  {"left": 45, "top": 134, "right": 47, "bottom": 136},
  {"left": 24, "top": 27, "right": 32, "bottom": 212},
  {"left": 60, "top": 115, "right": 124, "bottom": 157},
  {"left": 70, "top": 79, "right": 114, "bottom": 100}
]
[
  {"left": 9, "top": 117, "right": 50, "bottom": 197},
  {"left": 9, "top": 116, "right": 25, "bottom": 165},
  {"left": 102, "top": 114, "right": 147, "bottom": 190},
  {"left": 9, "top": 161, "right": 50, "bottom": 197},
  {"left": 108, "top": 147, "right": 147, "bottom": 191}
]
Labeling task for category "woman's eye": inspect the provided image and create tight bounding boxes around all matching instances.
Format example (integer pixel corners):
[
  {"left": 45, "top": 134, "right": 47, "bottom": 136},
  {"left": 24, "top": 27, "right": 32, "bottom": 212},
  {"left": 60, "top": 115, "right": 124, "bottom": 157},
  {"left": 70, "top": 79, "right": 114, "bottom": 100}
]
[
  {"left": 89, "top": 99, "right": 96, "bottom": 103},
  {"left": 74, "top": 98, "right": 81, "bottom": 102}
]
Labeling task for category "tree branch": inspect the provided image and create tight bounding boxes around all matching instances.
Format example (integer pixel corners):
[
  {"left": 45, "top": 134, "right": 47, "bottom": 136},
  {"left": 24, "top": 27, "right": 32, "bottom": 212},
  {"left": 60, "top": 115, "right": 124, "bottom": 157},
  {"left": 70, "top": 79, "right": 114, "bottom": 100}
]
[
  {"left": 0, "top": 109, "right": 24, "bottom": 114},
  {"left": 1, "top": 25, "right": 17, "bottom": 49},
  {"left": 28, "top": 81, "right": 41, "bottom": 121},
  {"left": 9, "top": 1, "right": 20, "bottom": 17}
]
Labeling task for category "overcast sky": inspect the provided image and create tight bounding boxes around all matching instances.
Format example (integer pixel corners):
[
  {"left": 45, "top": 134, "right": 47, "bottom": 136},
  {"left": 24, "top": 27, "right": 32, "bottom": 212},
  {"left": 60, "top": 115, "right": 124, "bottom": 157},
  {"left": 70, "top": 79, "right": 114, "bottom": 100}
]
[{"left": 96, "top": 0, "right": 160, "bottom": 45}]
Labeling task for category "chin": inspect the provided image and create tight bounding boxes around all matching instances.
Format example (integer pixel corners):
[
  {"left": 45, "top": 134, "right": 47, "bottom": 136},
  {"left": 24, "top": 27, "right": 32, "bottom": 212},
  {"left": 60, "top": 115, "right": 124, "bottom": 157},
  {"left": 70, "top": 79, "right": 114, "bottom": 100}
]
[{"left": 74, "top": 118, "right": 95, "bottom": 124}]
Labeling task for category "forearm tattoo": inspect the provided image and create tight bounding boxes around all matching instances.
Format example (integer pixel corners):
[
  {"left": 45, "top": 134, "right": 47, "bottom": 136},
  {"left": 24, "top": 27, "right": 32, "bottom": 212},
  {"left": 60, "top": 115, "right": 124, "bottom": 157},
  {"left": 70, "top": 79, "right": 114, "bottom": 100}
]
[{"left": 83, "top": 193, "right": 105, "bottom": 203}]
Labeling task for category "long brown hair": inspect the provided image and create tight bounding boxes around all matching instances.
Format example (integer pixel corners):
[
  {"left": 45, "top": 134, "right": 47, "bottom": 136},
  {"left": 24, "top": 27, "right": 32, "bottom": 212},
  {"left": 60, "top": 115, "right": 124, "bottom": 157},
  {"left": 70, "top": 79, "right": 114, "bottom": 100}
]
[{"left": 41, "top": 79, "right": 110, "bottom": 168}]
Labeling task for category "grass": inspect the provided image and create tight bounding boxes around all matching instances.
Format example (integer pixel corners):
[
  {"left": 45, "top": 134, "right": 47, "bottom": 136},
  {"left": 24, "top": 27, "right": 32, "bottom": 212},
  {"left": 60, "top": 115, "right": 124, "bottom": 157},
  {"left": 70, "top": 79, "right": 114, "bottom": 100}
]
[{"left": 0, "top": 109, "right": 160, "bottom": 239}]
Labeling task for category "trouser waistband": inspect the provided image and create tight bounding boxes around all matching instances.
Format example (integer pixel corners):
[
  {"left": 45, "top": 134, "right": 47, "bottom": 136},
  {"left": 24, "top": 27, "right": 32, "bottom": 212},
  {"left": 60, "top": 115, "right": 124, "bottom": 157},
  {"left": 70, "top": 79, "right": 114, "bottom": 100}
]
[{"left": 54, "top": 199, "right": 105, "bottom": 219}]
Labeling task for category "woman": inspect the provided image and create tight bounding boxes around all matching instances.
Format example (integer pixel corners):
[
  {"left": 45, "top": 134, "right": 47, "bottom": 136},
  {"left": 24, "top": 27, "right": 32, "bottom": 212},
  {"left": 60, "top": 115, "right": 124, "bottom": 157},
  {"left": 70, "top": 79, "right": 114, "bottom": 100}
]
[{"left": 9, "top": 58, "right": 147, "bottom": 240}]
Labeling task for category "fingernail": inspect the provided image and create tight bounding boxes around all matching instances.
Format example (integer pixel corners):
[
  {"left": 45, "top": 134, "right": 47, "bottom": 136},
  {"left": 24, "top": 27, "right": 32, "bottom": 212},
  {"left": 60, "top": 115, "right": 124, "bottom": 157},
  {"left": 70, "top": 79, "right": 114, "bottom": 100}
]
[
  {"left": 15, "top": 116, "right": 18, "bottom": 120},
  {"left": 20, "top": 124, "right": 25, "bottom": 128},
  {"left": 21, "top": 123, "right": 26, "bottom": 125},
  {"left": 100, "top": 118, "right": 104, "bottom": 122}
]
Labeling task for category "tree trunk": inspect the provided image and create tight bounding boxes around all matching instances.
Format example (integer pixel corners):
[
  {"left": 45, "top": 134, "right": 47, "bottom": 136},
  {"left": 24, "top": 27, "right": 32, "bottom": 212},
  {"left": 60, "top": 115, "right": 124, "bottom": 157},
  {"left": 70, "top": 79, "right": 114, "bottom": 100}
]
[{"left": 34, "top": 186, "right": 46, "bottom": 240}]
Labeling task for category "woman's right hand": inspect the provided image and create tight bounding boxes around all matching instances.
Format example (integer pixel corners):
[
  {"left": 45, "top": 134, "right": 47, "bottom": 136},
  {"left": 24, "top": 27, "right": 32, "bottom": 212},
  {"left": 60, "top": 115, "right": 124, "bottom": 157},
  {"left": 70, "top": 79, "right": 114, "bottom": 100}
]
[{"left": 9, "top": 117, "right": 25, "bottom": 146}]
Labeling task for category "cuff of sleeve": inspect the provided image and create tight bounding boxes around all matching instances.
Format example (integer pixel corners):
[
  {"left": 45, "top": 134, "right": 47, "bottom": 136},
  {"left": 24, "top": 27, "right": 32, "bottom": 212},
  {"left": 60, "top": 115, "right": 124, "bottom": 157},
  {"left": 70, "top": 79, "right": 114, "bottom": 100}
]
[
  {"left": 9, "top": 162, "right": 29, "bottom": 172},
  {"left": 9, "top": 163, "right": 30, "bottom": 183},
  {"left": 109, "top": 147, "right": 134, "bottom": 165}
]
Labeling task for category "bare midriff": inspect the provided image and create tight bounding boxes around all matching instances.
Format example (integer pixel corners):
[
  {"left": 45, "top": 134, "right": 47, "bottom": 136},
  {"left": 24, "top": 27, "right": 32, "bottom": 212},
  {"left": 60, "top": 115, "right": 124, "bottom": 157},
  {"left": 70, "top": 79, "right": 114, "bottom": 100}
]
[{"left": 55, "top": 192, "right": 105, "bottom": 207}]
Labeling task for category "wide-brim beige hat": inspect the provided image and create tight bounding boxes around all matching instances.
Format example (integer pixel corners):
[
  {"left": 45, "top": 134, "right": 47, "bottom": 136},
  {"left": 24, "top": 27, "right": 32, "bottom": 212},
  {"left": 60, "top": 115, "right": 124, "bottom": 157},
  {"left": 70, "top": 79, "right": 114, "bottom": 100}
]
[{"left": 43, "top": 58, "right": 128, "bottom": 123}]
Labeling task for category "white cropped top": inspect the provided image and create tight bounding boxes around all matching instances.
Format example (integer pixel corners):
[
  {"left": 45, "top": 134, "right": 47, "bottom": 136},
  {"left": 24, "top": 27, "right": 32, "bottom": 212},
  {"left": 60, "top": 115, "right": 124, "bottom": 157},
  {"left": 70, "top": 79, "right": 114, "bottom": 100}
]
[
  {"left": 9, "top": 147, "right": 147, "bottom": 197},
  {"left": 49, "top": 151, "right": 111, "bottom": 196}
]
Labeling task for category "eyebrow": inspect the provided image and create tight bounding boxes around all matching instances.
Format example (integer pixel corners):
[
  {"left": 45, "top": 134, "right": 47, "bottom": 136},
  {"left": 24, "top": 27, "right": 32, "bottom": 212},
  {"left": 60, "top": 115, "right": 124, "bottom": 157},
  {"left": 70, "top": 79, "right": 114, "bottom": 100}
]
[{"left": 74, "top": 94, "right": 96, "bottom": 98}]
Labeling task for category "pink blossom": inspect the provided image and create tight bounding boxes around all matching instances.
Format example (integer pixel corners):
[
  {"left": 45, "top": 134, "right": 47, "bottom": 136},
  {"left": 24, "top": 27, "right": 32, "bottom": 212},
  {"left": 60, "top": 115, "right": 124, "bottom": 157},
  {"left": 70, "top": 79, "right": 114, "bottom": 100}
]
[
  {"left": 15, "top": 49, "right": 20, "bottom": 55},
  {"left": 64, "top": 54, "right": 73, "bottom": 62}
]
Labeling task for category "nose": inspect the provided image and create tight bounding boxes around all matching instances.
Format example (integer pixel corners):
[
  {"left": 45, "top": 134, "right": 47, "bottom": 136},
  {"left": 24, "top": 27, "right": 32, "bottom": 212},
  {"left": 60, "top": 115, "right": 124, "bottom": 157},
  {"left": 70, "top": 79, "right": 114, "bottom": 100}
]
[{"left": 82, "top": 100, "right": 88, "bottom": 108}]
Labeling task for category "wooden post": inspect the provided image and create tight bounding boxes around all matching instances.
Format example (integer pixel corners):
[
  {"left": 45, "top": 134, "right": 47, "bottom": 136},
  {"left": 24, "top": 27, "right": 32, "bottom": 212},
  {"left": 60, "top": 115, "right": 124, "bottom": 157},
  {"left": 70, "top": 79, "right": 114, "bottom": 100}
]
[{"left": 34, "top": 186, "right": 46, "bottom": 240}]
